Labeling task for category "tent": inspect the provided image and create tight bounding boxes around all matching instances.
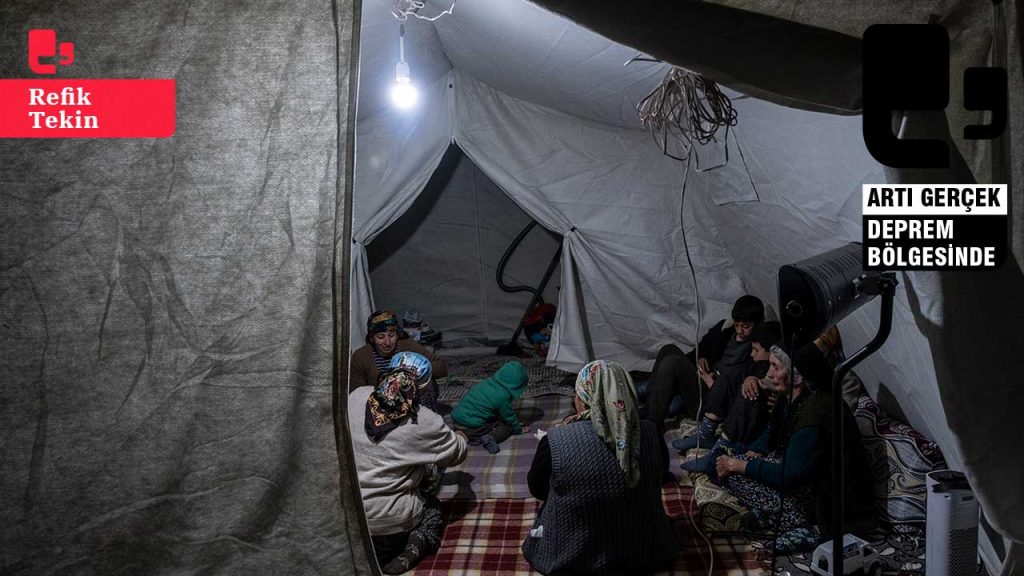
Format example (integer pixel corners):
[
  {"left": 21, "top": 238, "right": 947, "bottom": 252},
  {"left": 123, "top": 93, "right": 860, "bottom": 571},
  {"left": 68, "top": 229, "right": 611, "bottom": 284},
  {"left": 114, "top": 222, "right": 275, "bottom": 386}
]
[
  {"left": 355, "top": 1, "right": 1023, "bottom": 570},
  {"left": 2, "top": 0, "right": 1022, "bottom": 574}
]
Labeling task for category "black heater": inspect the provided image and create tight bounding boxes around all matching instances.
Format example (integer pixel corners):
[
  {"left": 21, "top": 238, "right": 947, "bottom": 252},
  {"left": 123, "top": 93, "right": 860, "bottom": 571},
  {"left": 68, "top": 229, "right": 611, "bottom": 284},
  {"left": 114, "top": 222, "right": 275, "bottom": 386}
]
[{"left": 778, "top": 242, "right": 898, "bottom": 575}]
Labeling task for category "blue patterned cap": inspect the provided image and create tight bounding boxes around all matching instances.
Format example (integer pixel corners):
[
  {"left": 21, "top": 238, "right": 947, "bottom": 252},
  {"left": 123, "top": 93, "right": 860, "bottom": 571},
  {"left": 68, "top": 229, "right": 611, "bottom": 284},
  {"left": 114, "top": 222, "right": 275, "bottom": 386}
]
[{"left": 389, "top": 351, "right": 432, "bottom": 387}]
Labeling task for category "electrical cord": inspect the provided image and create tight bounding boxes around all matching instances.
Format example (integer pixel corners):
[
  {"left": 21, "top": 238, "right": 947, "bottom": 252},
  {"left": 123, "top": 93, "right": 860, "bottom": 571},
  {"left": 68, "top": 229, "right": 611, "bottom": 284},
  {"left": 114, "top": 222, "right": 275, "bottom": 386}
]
[
  {"left": 677, "top": 151, "right": 716, "bottom": 576},
  {"left": 637, "top": 67, "right": 738, "bottom": 165},
  {"left": 392, "top": 0, "right": 457, "bottom": 21}
]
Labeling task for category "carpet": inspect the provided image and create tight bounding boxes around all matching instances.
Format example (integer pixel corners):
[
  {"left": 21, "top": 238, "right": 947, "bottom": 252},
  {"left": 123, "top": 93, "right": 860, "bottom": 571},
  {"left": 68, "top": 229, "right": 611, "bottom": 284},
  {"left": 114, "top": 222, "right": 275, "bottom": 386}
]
[
  {"left": 762, "top": 527, "right": 928, "bottom": 576},
  {"left": 411, "top": 485, "right": 760, "bottom": 576},
  {"left": 437, "top": 353, "right": 575, "bottom": 401},
  {"left": 416, "top": 392, "right": 761, "bottom": 575}
]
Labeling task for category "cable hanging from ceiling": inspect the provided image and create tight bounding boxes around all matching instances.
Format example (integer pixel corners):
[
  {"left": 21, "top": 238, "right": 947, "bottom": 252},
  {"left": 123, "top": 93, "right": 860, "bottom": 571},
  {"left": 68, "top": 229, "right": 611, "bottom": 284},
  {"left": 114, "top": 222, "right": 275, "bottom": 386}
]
[
  {"left": 631, "top": 58, "right": 736, "bottom": 168},
  {"left": 392, "top": 0, "right": 457, "bottom": 21},
  {"left": 629, "top": 56, "right": 759, "bottom": 201}
]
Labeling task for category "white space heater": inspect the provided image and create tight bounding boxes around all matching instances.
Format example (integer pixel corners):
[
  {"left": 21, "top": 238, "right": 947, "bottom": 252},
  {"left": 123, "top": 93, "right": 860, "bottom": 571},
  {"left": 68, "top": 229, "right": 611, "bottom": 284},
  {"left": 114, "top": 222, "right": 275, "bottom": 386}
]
[{"left": 926, "top": 470, "right": 979, "bottom": 576}]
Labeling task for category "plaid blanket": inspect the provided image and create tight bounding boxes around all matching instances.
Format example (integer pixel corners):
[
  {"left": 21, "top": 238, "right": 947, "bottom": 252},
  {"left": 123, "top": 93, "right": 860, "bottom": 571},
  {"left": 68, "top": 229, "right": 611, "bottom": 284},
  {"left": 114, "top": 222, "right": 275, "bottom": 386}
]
[
  {"left": 412, "top": 485, "right": 759, "bottom": 575},
  {"left": 417, "top": 394, "right": 759, "bottom": 575},
  {"left": 434, "top": 395, "right": 571, "bottom": 500}
]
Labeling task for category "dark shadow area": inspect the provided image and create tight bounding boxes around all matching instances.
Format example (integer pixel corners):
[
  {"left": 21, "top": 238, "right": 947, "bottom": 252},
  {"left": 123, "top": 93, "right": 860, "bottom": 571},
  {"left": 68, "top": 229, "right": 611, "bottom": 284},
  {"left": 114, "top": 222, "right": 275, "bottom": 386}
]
[
  {"left": 366, "top": 143, "right": 464, "bottom": 269},
  {"left": 875, "top": 381, "right": 909, "bottom": 424},
  {"left": 516, "top": 404, "right": 546, "bottom": 426},
  {"left": 441, "top": 471, "right": 478, "bottom": 511}
]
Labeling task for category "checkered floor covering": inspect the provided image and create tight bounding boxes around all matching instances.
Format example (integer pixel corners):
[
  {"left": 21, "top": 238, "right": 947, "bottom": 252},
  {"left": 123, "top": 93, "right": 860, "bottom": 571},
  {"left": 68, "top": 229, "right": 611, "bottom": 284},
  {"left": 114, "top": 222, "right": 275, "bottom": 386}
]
[
  {"left": 433, "top": 395, "right": 571, "bottom": 500},
  {"left": 416, "top": 394, "right": 759, "bottom": 575},
  {"left": 412, "top": 485, "right": 759, "bottom": 575}
]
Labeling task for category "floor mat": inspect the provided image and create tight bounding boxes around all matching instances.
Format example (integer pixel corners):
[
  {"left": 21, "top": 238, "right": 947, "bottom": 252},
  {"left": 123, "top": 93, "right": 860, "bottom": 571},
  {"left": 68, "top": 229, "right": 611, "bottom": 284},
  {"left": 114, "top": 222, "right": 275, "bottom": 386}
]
[
  {"left": 434, "top": 395, "right": 572, "bottom": 501},
  {"left": 412, "top": 485, "right": 760, "bottom": 576},
  {"left": 438, "top": 353, "right": 575, "bottom": 401}
]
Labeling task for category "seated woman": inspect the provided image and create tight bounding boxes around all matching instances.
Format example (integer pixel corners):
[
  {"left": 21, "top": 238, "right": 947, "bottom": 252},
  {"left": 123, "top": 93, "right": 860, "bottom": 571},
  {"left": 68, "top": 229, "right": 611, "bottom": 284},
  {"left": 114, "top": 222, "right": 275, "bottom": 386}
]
[
  {"left": 523, "top": 360, "right": 680, "bottom": 575},
  {"left": 712, "top": 344, "right": 872, "bottom": 552},
  {"left": 389, "top": 351, "right": 439, "bottom": 412},
  {"left": 349, "top": 369, "right": 468, "bottom": 574},
  {"left": 350, "top": 310, "right": 447, "bottom": 392}
]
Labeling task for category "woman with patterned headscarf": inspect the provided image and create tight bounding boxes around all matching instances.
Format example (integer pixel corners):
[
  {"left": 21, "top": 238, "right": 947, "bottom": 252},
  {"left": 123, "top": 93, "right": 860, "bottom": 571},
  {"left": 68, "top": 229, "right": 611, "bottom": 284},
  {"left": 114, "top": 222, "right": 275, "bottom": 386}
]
[
  {"left": 389, "top": 351, "right": 438, "bottom": 411},
  {"left": 349, "top": 368, "right": 468, "bottom": 574},
  {"left": 522, "top": 360, "right": 680, "bottom": 575},
  {"left": 349, "top": 310, "right": 447, "bottom": 392}
]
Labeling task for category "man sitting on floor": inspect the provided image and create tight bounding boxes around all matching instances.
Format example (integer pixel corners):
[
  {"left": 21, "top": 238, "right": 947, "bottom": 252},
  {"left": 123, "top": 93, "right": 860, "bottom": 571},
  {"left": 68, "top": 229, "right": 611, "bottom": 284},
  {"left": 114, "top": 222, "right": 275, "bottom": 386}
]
[
  {"left": 643, "top": 294, "right": 765, "bottom": 432},
  {"left": 675, "top": 321, "right": 781, "bottom": 468}
]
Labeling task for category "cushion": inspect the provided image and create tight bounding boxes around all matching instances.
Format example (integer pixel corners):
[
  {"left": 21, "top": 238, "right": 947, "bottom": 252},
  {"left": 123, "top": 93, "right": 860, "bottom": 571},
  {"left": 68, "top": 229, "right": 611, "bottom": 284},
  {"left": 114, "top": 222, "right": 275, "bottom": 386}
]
[
  {"left": 854, "top": 393, "right": 946, "bottom": 529},
  {"left": 692, "top": 472, "right": 747, "bottom": 532},
  {"left": 676, "top": 420, "right": 748, "bottom": 533}
]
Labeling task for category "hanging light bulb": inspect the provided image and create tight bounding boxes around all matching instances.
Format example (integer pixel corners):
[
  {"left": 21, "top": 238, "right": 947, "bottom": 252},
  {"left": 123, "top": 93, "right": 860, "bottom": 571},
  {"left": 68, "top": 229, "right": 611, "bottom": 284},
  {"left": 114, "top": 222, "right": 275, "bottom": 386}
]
[{"left": 390, "top": 24, "right": 418, "bottom": 110}]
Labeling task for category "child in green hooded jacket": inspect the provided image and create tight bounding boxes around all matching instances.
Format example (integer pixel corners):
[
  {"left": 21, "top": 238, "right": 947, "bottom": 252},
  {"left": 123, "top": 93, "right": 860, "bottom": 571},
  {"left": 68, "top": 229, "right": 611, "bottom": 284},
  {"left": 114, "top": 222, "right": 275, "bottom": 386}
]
[{"left": 451, "top": 361, "right": 529, "bottom": 453}]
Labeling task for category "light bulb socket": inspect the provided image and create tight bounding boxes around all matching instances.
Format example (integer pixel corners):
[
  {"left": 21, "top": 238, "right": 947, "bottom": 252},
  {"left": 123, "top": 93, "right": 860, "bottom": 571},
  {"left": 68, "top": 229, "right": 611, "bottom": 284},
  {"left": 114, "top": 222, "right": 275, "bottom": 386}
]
[{"left": 395, "top": 60, "right": 411, "bottom": 82}]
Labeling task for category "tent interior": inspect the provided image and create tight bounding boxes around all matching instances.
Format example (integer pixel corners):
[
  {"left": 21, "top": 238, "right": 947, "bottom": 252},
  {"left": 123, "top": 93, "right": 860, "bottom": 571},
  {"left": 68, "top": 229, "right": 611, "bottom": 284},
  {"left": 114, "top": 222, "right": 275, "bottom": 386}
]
[
  {"left": 2, "top": 0, "right": 1022, "bottom": 575},
  {"left": 353, "top": 0, "right": 1023, "bottom": 574},
  {"left": 366, "top": 144, "right": 563, "bottom": 348}
]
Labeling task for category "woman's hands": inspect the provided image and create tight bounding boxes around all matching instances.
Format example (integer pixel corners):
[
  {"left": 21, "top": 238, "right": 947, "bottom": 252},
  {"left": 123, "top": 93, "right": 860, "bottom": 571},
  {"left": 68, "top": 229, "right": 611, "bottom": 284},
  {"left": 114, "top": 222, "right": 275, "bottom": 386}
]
[
  {"left": 699, "top": 370, "right": 715, "bottom": 387},
  {"left": 715, "top": 455, "right": 748, "bottom": 479}
]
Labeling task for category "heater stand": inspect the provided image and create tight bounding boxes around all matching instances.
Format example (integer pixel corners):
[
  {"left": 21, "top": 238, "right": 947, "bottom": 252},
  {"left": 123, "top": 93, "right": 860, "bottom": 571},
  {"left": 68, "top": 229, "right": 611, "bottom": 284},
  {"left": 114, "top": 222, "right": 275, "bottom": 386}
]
[{"left": 829, "top": 272, "right": 898, "bottom": 574}]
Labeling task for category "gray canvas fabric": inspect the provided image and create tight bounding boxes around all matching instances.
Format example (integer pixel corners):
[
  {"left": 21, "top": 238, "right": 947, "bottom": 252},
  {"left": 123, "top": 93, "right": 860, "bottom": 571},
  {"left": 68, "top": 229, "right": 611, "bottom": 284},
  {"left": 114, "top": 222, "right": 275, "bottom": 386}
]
[{"left": 1, "top": 1, "right": 370, "bottom": 574}]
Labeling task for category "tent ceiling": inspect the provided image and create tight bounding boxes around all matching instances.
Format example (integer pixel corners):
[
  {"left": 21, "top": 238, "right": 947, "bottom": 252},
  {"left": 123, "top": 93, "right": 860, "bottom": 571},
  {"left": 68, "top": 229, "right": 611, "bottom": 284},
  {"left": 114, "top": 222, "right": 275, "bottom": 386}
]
[{"left": 361, "top": 0, "right": 673, "bottom": 129}]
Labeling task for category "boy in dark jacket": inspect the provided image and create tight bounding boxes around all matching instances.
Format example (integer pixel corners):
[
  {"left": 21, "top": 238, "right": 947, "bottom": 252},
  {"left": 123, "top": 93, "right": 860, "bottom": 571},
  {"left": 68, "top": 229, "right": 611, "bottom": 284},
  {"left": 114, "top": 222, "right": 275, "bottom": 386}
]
[
  {"left": 451, "top": 361, "right": 529, "bottom": 453},
  {"left": 644, "top": 295, "right": 765, "bottom": 431},
  {"left": 674, "top": 322, "right": 781, "bottom": 460}
]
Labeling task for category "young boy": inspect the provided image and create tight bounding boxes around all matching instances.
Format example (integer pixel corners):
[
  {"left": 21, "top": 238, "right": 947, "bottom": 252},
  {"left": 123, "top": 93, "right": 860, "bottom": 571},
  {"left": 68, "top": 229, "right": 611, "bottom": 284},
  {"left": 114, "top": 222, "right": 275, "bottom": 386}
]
[
  {"left": 675, "top": 322, "right": 781, "bottom": 466},
  {"left": 451, "top": 361, "right": 529, "bottom": 454},
  {"left": 644, "top": 295, "right": 765, "bottom": 430}
]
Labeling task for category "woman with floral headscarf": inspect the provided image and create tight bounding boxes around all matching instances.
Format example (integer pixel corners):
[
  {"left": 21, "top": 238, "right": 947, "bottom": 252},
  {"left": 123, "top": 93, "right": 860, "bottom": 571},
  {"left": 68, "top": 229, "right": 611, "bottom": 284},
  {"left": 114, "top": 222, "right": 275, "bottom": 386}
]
[
  {"left": 349, "top": 368, "right": 468, "bottom": 574},
  {"left": 522, "top": 360, "right": 680, "bottom": 575}
]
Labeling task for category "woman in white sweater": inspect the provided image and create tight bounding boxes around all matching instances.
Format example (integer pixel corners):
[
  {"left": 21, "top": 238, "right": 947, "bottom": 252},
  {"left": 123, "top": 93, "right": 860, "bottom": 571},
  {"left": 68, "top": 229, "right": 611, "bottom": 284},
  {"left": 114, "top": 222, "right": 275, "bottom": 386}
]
[{"left": 349, "top": 369, "right": 468, "bottom": 574}]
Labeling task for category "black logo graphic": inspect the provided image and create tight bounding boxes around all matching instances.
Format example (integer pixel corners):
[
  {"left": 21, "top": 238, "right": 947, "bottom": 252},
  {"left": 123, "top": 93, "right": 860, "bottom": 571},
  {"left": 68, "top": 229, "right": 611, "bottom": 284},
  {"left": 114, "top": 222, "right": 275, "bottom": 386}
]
[{"left": 863, "top": 24, "right": 1007, "bottom": 168}]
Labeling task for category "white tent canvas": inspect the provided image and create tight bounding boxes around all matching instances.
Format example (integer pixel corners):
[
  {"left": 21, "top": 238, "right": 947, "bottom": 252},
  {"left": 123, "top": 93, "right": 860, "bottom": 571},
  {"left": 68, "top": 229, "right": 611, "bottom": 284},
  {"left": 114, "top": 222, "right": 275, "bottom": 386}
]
[{"left": 353, "top": 0, "right": 1023, "bottom": 573}]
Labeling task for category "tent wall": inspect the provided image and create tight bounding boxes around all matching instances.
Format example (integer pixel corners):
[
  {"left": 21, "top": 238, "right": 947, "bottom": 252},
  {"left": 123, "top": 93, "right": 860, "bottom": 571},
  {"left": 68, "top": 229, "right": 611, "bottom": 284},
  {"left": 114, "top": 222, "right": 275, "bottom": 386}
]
[
  {"left": 1, "top": 1, "right": 369, "bottom": 573},
  {"left": 368, "top": 148, "right": 563, "bottom": 345},
  {"left": 350, "top": 4, "right": 454, "bottom": 347},
  {"left": 452, "top": 71, "right": 749, "bottom": 371}
]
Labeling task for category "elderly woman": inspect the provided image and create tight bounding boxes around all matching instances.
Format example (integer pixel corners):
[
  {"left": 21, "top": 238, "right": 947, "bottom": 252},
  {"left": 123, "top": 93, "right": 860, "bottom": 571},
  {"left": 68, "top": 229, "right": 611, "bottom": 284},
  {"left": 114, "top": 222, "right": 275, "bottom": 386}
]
[
  {"left": 712, "top": 344, "right": 872, "bottom": 552},
  {"left": 349, "top": 310, "right": 447, "bottom": 392},
  {"left": 349, "top": 368, "right": 468, "bottom": 574},
  {"left": 522, "top": 360, "right": 680, "bottom": 575}
]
